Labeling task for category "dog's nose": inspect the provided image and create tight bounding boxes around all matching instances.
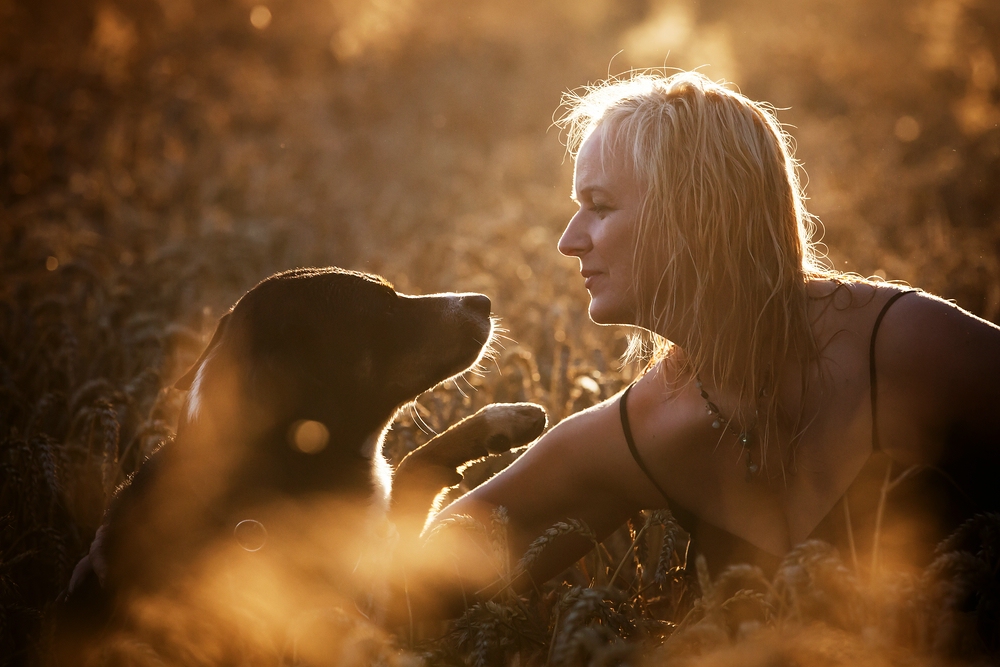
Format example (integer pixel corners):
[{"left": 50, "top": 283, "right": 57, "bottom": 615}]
[{"left": 462, "top": 294, "right": 491, "bottom": 317}]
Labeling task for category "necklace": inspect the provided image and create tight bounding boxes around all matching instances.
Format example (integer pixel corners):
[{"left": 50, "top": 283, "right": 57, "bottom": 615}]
[{"left": 696, "top": 376, "right": 760, "bottom": 481}]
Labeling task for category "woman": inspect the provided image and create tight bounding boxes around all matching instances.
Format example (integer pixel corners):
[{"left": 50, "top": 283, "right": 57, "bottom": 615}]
[{"left": 433, "top": 71, "right": 1000, "bottom": 584}]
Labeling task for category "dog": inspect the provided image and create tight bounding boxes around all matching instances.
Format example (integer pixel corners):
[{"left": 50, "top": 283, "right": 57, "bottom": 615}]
[{"left": 55, "top": 267, "right": 546, "bottom": 664}]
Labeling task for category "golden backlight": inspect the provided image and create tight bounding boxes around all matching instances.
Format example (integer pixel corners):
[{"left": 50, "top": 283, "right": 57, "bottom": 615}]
[{"left": 7, "top": 0, "right": 1000, "bottom": 665}]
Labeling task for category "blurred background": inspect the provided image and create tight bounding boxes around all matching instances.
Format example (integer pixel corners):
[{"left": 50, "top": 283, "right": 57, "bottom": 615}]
[{"left": 1, "top": 0, "right": 998, "bottom": 663}]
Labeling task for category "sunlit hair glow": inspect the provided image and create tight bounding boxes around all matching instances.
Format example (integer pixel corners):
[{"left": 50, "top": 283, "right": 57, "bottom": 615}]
[{"left": 558, "top": 71, "right": 831, "bottom": 462}]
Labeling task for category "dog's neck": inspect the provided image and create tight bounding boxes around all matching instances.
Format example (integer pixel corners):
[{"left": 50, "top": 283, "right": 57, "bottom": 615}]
[
  {"left": 360, "top": 425, "right": 393, "bottom": 514},
  {"left": 174, "top": 361, "right": 398, "bottom": 509}
]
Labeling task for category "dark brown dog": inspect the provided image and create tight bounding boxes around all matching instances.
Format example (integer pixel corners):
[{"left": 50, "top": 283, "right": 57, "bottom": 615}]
[{"left": 56, "top": 268, "right": 546, "bottom": 664}]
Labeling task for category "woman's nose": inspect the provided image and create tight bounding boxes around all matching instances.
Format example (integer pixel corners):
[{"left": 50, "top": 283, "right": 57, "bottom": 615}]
[{"left": 558, "top": 211, "right": 591, "bottom": 258}]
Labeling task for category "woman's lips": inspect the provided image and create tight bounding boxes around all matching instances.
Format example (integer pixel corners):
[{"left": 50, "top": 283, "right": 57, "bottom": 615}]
[{"left": 582, "top": 271, "right": 601, "bottom": 289}]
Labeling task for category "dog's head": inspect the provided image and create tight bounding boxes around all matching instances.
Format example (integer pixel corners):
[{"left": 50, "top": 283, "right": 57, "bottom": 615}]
[{"left": 173, "top": 268, "right": 493, "bottom": 497}]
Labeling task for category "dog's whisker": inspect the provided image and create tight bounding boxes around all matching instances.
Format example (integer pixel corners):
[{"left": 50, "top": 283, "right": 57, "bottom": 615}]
[
  {"left": 479, "top": 337, "right": 502, "bottom": 363},
  {"left": 417, "top": 413, "right": 438, "bottom": 436},
  {"left": 464, "top": 366, "right": 485, "bottom": 379},
  {"left": 452, "top": 378, "right": 470, "bottom": 398},
  {"left": 406, "top": 403, "right": 423, "bottom": 433},
  {"left": 410, "top": 401, "right": 436, "bottom": 435}
]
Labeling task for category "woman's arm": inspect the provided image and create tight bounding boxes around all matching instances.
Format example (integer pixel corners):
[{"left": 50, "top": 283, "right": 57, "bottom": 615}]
[{"left": 424, "top": 386, "right": 653, "bottom": 595}]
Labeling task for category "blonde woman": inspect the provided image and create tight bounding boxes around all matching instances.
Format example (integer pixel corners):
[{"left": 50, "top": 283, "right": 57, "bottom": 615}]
[{"left": 434, "top": 72, "right": 1000, "bottom": 584}]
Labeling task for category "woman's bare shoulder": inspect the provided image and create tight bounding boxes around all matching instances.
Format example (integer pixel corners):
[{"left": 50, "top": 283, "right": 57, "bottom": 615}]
[
  {"left": 878, "top": 289, "right": 1000, "bottom": 365},
  {"left": 805, "top": 279, "right": 990, "bottom": 346},
  {"left": 872, "top": 288, "right": 1000, "bottom": 463}
]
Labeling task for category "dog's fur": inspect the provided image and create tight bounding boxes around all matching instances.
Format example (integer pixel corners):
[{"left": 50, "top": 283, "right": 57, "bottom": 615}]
[{"left": 54, "top": 267, "right": 546, "bottom": 663}]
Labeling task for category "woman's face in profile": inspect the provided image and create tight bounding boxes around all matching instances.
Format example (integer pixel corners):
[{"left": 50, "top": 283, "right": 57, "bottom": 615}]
[{"left": 558, "top": 124, "right": 645, "bottom": 326}]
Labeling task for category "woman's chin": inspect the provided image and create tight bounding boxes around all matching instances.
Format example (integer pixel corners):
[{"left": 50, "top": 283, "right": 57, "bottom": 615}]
[{"left": 587, "top": 299, "right": 631, "bottom": 326}]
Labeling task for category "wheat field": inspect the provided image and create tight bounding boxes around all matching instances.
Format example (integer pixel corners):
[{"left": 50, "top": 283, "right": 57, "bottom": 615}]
[{"left": 2, "top": 0, "right": 999, "bottom": 664}]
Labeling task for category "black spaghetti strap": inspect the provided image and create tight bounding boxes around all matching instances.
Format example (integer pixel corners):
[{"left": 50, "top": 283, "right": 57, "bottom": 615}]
[
  {"left": 619, "top": 383, "right": 783, "bottom": 573},
  {"left": 869, "top": 289, "right": 918, "bottom": 452},
  {"left": 619, "top": 384, "right": 672, "bottom": 501}
]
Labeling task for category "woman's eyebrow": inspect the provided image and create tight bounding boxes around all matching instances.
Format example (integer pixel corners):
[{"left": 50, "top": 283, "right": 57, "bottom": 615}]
[
  {"left": 571, "top": 184, "right": 613, "bottom": 205},
  {"left": 577, "top": 185, "right": 612, "bottom": 201}
]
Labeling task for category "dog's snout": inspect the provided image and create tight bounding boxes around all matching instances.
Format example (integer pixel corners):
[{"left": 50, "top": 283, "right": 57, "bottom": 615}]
[{"left": 462, "top": 294, "right": 491, "bottom": 317}]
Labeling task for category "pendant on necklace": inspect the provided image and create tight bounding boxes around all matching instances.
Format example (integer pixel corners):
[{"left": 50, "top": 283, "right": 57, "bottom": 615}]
[{"left": 698, "top": 375, "right": 760, "bottom": 482}]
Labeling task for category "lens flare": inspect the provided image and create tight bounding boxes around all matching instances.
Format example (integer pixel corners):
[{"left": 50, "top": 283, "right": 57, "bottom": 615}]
[
  {"left": 249, "top": 5, "right": 272, "bottom": 30},
  {"left": 234, "top": 519, "right": 267, "bottom": 552},
  {"left": 289, "top": 419, "right": 330, "bottom": 454}
]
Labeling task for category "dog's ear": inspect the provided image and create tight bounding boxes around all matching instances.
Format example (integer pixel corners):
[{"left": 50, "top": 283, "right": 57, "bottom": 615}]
[{"left": 174, "top": 312, "right": 232, "bottom": 391}]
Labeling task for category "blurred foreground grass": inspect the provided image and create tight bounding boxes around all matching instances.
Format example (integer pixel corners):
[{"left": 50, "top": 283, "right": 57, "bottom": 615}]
[{"left": 1, "top": 0, "right": 999, "bottom": 664}]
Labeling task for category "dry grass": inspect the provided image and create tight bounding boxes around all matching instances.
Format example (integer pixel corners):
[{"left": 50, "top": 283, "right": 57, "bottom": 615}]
[{"left": 2, "top": 0, "right": 999, "bottom": 664}]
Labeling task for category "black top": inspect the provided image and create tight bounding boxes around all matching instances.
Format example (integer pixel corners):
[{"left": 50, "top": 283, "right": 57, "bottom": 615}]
[{"left": 618, "top": 289, "right": 976, "bottom": 575}]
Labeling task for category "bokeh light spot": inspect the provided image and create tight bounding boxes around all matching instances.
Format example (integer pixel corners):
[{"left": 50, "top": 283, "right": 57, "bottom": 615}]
[
  {"left": 250, "top": 5, "right": 272, "bottom": 30},
  {"left": 516, "top": 264, "right": 533, "bottom": 281},
  {"left": 894, "top": 115, "right": 920, "bottom": 142},
  {"left": 234, "top": 519, "right": 267, "bottom": 551},
  {"left": 290, "top": 419, "right": 329, "bottom": 454},
  {"left": 45, "top": 256, "right": 59, "bottom": 271},
  {"left": 331, "top": 31, "right": 362, "bottom": 60}
]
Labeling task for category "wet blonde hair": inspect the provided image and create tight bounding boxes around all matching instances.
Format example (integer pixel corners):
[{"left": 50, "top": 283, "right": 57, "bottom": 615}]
[{"left": 558, "top": 71, "right": 830, "bottom": 453}]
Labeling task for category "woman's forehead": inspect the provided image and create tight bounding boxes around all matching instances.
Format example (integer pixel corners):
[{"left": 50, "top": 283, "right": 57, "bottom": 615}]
[{"left": 572, "top": 125, "right": 638, "bottom": 197}]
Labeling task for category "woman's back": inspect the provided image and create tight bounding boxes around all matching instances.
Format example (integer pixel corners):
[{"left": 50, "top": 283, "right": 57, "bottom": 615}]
[{"left": 618, "top": 280, "right": 1000, "bottom": 574}]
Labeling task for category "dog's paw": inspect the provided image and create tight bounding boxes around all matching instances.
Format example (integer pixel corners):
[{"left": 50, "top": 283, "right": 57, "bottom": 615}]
[
  {"left": 397, "top": 403, "right": 547, "bottom": 477},
  {"left": 479, "top": 403, "right": 547, "bottom": 454}
]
